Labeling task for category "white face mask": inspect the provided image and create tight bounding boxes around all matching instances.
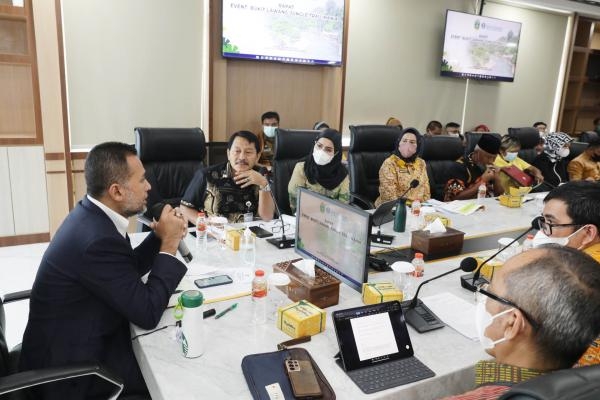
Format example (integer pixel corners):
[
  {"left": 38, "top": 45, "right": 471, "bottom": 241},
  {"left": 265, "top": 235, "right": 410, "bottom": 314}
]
[
  {"left": 504, "top": 152, "right": 518, "bottom": 162},
  {"left": 531, "top": 225, "right": 584, "bottom": 248},
  {"left": 263, "top": 126, "right": 277, "bottom": 138},
  {"left": 557, "top": 148, "right": 570, "bottom": 158},
  {"left": 475, "top": 299, "right": 514, "bottom": 350},
  {"left": 313, "top": 149, "right": 333, "bottom": 166}
]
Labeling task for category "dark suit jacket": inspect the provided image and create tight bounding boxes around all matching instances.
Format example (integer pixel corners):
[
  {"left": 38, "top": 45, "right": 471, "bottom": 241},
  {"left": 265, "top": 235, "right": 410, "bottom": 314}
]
[{"left": 19, "top": 197, "right": 187, "bottom": 399}]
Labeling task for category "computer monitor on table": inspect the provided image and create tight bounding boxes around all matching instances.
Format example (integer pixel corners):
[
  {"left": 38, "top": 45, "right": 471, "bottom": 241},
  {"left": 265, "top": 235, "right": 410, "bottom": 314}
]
[{"left": 295, "top": 188, "right": 371, "bottom": 292}]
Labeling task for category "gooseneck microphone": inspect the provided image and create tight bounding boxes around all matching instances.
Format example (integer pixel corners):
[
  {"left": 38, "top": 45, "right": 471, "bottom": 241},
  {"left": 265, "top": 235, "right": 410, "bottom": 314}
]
[
  {"left": 460, "top": 216, "right": 542, "bottom": 292},
  {"left": 401, "top": 258, "right": 477, "bottom": 333},
  {"left": 265, "top": 179, "right": 295, "bottom": 249},
  {"left": 401, "top": 179, "right": 420, "bottom": 200},
  {"left": 151, "top": 203, "right": 193, "bottom": 263}
]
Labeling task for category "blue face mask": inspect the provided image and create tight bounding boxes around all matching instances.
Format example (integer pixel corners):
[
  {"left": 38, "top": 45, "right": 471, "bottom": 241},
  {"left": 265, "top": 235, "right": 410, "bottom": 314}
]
[{"left": 504, "top": 152, "right": 518, "bottom": 162}]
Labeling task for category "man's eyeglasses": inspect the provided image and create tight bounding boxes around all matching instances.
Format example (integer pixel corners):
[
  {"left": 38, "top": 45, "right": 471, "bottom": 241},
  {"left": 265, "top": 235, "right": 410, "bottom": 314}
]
[
  {"left": 475, "top": 284, "right": 539, "bottom": 331},
  {"left": 536, "top": 216, "right": 582, "bottom": 236}
]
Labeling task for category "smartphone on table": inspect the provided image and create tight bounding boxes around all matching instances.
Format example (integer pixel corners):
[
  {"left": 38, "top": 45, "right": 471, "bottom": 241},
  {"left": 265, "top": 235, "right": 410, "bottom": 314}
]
[
  {"left": 194, "top": 274, "right": 233, "bottom": 289},
  {"left": 284, "top": 359, "right": 322, "bottom": 398},
  {"left": 248, "top": 225, "right": 273, "bottom": 238}
]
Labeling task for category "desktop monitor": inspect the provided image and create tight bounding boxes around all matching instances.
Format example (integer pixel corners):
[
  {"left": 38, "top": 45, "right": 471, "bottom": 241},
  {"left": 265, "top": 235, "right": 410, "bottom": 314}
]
[{"left": 295, "top": 188, "right": 371, "bottom": 292}]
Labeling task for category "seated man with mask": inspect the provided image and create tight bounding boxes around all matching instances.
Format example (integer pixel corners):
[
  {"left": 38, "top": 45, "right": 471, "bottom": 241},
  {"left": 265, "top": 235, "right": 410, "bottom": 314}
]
[
  {"left": 534, "top": 180, "right": 600, "bottom": 366},
  {"left": 442, "top": 246, "right": 600, "bottom": 399},
  {"left": 180, "top": 131, "right": 275, "bottom": 223},
  {"left": 257, "top": 110, "right": 280, "bottom": 167}
]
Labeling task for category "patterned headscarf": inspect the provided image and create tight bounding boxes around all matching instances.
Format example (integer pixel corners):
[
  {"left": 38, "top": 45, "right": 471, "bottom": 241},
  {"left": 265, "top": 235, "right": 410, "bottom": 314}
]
[{"left": 544, "top": 132, "right": 573, "bottom": 161}]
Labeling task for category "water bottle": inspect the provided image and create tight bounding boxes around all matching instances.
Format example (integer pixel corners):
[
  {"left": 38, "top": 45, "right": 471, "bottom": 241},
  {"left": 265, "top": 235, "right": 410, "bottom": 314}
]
[
  {"left": 240, "top": 228, "right": 256, "bottom": 267},
  {"left": 522, "top": 234, "right": 534, "bottom": 252},
  {"left": 252, "top": 269, "right": 267, "bottom": 324},
  {"left": 393, "top": 198, "right": 407, "bottom": 233},
  {"left": 411, "top": 252, "right": 425, "bottom": 278},
  {"left": 195, "top": 211, "right": 207, "bottom": 251},
  {"left": 411, "top": 199, "right": 423, "bottom": 230},
  {"left": 411, "top": 200, "right": 421, "bottom": 217},
  {"left": 477, "top": 184, "right": 487, "bottom": 204},
  {"left": 180, "top": 290, "right": 204, "bottom": 358}
]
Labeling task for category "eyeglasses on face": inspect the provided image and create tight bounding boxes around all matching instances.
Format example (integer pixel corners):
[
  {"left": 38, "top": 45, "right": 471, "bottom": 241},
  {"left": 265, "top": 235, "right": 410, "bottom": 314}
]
[
  {"left": 475, "top": 283, "right": 539, "bottom": 331},
  {"left": 537, "top": 216, "right": 582, "bottom": 236}
]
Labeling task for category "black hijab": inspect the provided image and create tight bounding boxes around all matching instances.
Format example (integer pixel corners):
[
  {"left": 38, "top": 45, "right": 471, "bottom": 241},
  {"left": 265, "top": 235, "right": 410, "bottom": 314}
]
[
  {"left": 304, "top": 129, "right": 348, "bottom": 190},
  {"left": 392, "top": 127, "right": 423, "bottom": 163}
]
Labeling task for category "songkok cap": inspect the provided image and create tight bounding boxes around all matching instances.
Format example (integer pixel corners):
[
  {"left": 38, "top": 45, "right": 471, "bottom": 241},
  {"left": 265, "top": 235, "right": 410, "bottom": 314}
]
[{"left": 477, "top": 134, "right": 501, "bottom": 155}]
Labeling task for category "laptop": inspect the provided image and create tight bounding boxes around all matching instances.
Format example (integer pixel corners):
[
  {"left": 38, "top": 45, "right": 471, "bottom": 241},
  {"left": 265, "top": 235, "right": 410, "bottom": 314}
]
[{"left": 332, "top": 301, "right": 435, "bottom": 394}]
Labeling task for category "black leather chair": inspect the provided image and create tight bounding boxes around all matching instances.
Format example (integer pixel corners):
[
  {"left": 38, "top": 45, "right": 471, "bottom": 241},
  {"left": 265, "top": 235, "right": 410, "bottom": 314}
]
[
  {"left": 464, "top": 132, "right": 502, "bottom": 157},
  {"left": 499, "top": 364, "right": 600, "bottom": 400},
  {"left": 0, "top": 291, "right": 124, "bottom": 399},
  {"left": 135, "top": 127, "right": 206, "bottom": 223},
  {"left": 271, "top": 128, "right": 320, "bottom": 215},
  {"left": 421, "top": 135, "right": 465, "bottom": 201},
  {"left": 206, "top": 141, "right": 228, "bottom": 166},
  {"left": 579, "top": 131, "right": 599, "bottom": 143},
  {"left": 508, "top": 127, "right": 542, "bottom": 164},
  {"left": 348, "top": 125, "right": 401, "bottom": 209}
]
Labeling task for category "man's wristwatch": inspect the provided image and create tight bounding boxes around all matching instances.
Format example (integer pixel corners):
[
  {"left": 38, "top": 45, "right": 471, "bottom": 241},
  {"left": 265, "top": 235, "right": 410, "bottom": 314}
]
[{"left": 259, "top": 183, "right": 271, "bottom": 192}]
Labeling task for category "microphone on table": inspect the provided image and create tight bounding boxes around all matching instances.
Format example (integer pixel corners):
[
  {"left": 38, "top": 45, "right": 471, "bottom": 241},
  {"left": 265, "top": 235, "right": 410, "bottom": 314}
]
[
  {"left": 399, "top": 179, "right": 420, "bottom": 202},
  {"left": 264, "top": 178, "right": 295, "bottom": 249},
  {"left": 401, "top": 258, "right": 477, "bottom": 333},
  {"left": 151, "top": 203, "right": 193, "bottom": 263},
  {"left": 460, "top": 216, "right": 542, "bottom": 292},
  {"left": 370, "top": 179, "right": 419, "bottom": 246}
]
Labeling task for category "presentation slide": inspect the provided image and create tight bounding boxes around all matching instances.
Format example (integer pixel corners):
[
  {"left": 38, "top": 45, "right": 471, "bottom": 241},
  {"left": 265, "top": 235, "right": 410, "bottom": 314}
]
[
  {"left": 296, "top": 192, "right": 369, "bottom": 286},
  {"left": 222, "top": 0, "right": 344, "bottom": 65},
  {"left": 441, "top": 10, "right": 521, "bottom": 82}
]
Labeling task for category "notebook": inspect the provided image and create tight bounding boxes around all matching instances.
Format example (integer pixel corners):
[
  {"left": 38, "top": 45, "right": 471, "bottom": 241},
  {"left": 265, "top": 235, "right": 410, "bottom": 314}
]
[
  {"left": 501, "top": 165, "right": 534, "bottom": 187},
  {"left": 332, "top": 301, "right": 435, "bottom": 394}
]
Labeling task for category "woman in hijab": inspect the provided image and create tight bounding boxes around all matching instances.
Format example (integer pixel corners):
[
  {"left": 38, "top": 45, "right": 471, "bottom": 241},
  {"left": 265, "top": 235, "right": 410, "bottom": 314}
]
[
  {"left": 532, "top": 131, "right": 573, "bottom": 191},
  {"left": 375, "top": 127, "right": 430, "bottom": 207},
  {"left": 288, "top": 129, "right": 349, "bottom": 213}
]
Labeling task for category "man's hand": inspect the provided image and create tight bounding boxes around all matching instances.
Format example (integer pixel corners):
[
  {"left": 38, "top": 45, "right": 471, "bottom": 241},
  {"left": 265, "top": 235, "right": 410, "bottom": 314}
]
[
  {"left": 233, "top": 169, "right": 268, "bottom": 189},
  {"left": 151, "top": 205, "right": 188, "bottom": 255},
  {"left": 482, "top": 166, "right": 498, "bottom": 183}
]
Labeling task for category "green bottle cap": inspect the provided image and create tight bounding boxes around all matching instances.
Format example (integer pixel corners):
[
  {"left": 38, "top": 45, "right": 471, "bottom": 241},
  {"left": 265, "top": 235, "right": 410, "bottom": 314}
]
[{"left": 180, "top": 290, "right": 203, "bottom": 308}]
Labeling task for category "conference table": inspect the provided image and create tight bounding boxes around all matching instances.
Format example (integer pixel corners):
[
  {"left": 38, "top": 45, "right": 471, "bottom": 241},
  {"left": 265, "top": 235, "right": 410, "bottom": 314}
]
[{"left": 130, "top": 196, "right": 543, "bottom": 399}]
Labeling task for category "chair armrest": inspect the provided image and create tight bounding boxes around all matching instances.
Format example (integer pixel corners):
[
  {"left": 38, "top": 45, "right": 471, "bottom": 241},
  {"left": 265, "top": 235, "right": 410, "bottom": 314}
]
[
  {"left": 0, "top": 363, "right": 123, "bottom": 399},
  {"left": 3, "top": 290, "right": 31, "bottom": 304},
  {"left": 350, "top": 193, "right": 375, "bottom": 210}
]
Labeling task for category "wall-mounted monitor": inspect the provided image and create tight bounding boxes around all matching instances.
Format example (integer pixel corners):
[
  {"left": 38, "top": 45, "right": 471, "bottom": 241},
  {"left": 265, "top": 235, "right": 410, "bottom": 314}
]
[
  {"left": 295, "top": 188, "right": 371, "bottom": 292},
  {"left": 222, "top": 0, "right": 344, "bottom": 66},
  {"left": 441, "top": 10, "right": 522, "bottom": 82}
]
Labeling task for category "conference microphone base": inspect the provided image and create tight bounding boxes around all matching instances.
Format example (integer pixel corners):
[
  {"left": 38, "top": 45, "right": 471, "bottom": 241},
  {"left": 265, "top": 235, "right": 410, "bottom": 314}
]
[
  {"left": 460, "top": 273, "right": 490, "bottom": 292},
  {"left": 401, "top": 299, "right": 445, "bottom": 333},
  {"left": 370, "top": 233, "right": 395, "bottom": 245},
  {"left": 266, "top": 237, "right": 295, "bottom": 249}
]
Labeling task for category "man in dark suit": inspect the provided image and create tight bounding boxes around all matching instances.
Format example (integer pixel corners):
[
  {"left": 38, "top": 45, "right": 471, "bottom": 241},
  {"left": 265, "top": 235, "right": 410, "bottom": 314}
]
[{"left": 19, "top": 142, "right": 188, "bottom": 399}]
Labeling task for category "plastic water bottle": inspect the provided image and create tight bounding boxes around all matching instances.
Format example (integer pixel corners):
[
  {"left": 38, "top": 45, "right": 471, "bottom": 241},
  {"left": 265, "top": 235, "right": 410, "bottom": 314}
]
[
  {"left": 522, "top": 234, "right": 534, "bottom": 252},
  {"left": 195, "top": 211, "right": 207, "bottom": 251},
  {"left": 252, "top": 269, "right": 267, "bottom": 324},
  {"left": 411, "top": 200, "right": 421, "bottom": 217},
  {"left": 411, "top": 252, "right": 425, "bottom": 278},
  {"left": 411, "top": 199, "right": 422, "bottom": 230},
  {"left": 477, "top": 184, "right": 487, "bottom": 204},
  {"left": 180, "top": 290, "right": 204, "bottom": 358},
  {"left": 393, "top": 198, "right": 407, "bottom": 233},
  {"left": 240, "top": 228, "right": 256, "bottom": 267}
]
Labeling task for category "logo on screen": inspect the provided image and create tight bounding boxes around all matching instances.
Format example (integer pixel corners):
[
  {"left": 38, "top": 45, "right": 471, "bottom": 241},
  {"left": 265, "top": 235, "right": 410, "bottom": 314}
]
[{"left": 474, "top": 20, "right": 480, "bottom": 30}]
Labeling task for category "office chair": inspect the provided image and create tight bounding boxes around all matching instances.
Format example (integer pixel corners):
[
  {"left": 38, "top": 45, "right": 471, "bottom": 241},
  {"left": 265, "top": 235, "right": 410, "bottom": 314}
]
[
  {"left": 134, "top": 127, "right": 206, "bottom": 225},
  {"left": 271, "top": 129, "right": 320, "bottom": 215},
  {"left": 498, "top": 364, "right": 600, "bottom": 400},
  {"left": 507, "top": 127, "right": 542, "bottom": 164},
  {"left": 206, "top": 141, "right": 229, "bottom": 166},
  {"left": 579, "top": 131, "right": 599, "bottom": 144},
  {"left": 464, "top": 132, "right": 502, "bottom": 158},
  {"left": 348, "top": 125, "right": 401, "bottom": 209},
  {"left": 567, "top": 141, "right": 589, "bottom": 162},
  {"left": 0, "top": 291, "right": 124, "bottom": 399},
  {"left": 421, "top": 136, "right": 465, "bottom": 201}
]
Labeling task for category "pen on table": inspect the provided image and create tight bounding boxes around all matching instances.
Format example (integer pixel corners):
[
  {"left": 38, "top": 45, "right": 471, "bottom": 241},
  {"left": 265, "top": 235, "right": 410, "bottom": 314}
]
[{"left": 215, "top": 303, "right": 238, "bottom": 319}]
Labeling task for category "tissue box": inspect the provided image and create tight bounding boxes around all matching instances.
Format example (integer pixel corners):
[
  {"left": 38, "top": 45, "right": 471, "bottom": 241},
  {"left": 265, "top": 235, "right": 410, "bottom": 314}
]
[
  {"left": 225, "top": 230, "right": 241, "bottom": 250},
  {"left": 273, "top": 259, "right": 340, "bottom": 308},
  {"left": 362, "top": 281, "right": 403, "bottom": 305},
  {"left": 277, "top": 300, "right": 326, "bottom": 338},
  {"left": 411, "top": 227, "right": 465, "bottom": 258}
]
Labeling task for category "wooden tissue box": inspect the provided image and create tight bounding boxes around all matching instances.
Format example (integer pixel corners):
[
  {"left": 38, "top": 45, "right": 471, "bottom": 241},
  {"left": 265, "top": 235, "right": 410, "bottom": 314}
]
[
  {"left": 411, "top": 227, "right": 465, "bottom": 258},
  {"left": 273, "top": 259, "right": 340, "bottom": 308}
]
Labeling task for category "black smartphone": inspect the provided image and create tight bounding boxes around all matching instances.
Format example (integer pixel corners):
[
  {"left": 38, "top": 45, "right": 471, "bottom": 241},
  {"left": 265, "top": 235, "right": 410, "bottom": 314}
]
[
  {"left": 248, "top": 225, "right": 273, "bottom": 238},
  {"left": 194, "top": 275, "right": 233, "bottom": 289}
]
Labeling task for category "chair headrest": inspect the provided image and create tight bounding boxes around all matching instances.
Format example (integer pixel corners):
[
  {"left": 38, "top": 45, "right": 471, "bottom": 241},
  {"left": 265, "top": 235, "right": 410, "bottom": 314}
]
[
  {"left": 349, "top": 125, "right": 401, "bottom": 153},
  {"left": 580, "top": 131, "right": 599, "bottom": 143},
  {"left": 507, "top": 127, "right": 541, "bottom": 149},
  {"left": 135, "top": 127, "right": 206, "bottom": 162},
  {"left": 273, "top": 129, "right": 320, "bottom": 160},
  {"left": 421, "top": 136, "right": 464, "bottom": 160}
]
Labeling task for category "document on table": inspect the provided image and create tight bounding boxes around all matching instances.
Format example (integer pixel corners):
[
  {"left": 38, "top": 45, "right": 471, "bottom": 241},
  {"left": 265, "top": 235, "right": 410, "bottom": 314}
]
[
  {"left": 421, "top": 292, "right": 478, "bottom": 340},
  {"left": 426, "top": 199, "right": 484, "bottom": 216}
]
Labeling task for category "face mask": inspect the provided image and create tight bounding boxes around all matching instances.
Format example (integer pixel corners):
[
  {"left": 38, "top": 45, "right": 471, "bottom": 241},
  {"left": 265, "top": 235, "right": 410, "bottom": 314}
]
[
  {"left": 399, "top": 143, "right": 417, "bottom": 158},
  {"left": 557, "top": 148, "right": 570, "bottom": 158},
  {"left": 447, "top": 132, "right": 459, "bottom": 138},
  {"left": 263, "top": 126, "right": 277, "bottom": 138},
  {"left": 475, "top": 299, "right": 514, "bottom": 350},
  {"left": 313, "top": 149, "right": 333, "bottom": 166},
  {"left": 504, "top": 152, "right": 518, "bottom": 162},
  {"left": 531, "top": 226, "right": 584, "bottom": 248}
]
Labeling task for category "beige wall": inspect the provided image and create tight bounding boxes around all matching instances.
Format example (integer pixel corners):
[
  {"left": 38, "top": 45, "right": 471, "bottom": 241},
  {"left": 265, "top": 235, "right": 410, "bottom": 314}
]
[{"left": 343, "top": 0, "right": 569, "bottom": 135}]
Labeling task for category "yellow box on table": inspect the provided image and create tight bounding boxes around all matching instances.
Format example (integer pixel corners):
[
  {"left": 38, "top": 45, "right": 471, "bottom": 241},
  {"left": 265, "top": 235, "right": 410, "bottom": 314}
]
[
  {"left": 277, "top": 300, "right": 326, "bottom": 338},
  {"left": 362, "top": 281, "right": 403, "bottom": 305},
  {"left": 499, "top": 187, "right": 532, "bottom": 208}
]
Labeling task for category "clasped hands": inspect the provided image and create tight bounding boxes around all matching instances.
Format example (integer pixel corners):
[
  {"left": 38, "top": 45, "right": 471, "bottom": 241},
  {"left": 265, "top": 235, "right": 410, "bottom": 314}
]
[{"left": 151, "top": 205, "right": 188, "bottom": 255}]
